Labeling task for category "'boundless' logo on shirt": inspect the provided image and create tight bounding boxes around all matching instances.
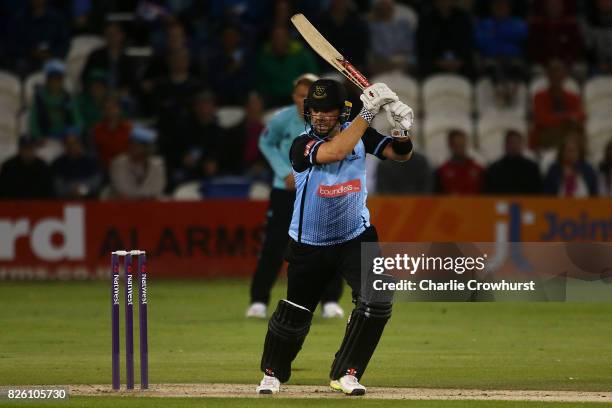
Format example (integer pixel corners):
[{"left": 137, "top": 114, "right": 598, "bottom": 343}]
[{"left": 317, "top": 180, "right": 361, "bottom": 197}]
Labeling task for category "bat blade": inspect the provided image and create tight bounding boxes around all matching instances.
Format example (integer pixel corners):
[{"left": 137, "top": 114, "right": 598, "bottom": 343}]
[
  {"left": 291, "top": 13, "right": 370, "bottom": 90},
  {"left": 291, "top": 13, "right": 413, "bottom": 132}
]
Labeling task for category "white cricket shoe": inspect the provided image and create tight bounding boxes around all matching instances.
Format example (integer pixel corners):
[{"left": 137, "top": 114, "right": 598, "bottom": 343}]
[
  {"left": 246, "top": 302, "right": 267, "bottom": 318},
  {"left": 330, "top": 375, "right": 366, "bottom": 396},
  {"left": 322, "top": 302, "right": 345, "bottom": 318},
  {"left": 256, "top": 374, "right": 280, "bottom": 394}
]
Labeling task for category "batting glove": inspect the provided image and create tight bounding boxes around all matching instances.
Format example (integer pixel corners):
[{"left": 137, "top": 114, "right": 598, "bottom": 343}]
[
  {"left": 385, "top": 101, "right": 414, "bottom": 133},
  {"left": 360, "top": 83, "right": 398, "bottom": 117}
]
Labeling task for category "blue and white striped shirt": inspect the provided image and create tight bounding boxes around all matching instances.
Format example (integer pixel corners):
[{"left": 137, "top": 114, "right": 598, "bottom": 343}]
[{"left": 288, "top": 122, "right": 392, "bottom": 246}]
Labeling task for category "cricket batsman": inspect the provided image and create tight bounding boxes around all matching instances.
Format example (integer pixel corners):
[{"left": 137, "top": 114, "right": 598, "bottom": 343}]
[
  {"left": 256, "top": 78, "right": 414, "bottom": 395},
  {"left": 246, "top": 73, "right": 345, "bottom": 319}
]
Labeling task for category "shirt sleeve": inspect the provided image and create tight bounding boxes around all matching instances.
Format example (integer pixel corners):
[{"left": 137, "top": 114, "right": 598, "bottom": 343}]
[
  {"left": 258, "top": 114, "right": 294, "bottom": 179},
  {"left": 362, "top": 127, "right": 392, "bottom": 160},
  {"left": 290, "top": 134, "right": 324, "bottom": 172}
]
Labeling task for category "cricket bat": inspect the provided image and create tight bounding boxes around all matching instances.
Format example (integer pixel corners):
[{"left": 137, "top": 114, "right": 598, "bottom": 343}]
[{"left": 291, "top": 13, "right": 412, "bottom": 133}]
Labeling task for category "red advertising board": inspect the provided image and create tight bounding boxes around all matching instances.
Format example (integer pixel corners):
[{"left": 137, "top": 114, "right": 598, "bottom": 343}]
[
  {"left": 0, "top": 198, "right": 610, "bottom": 279},
  {"left": 0, "top": 201, "right": 267, "bottom": 279}
]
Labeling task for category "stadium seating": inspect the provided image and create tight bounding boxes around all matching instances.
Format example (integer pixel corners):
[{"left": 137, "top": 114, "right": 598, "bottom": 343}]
[
  {"left": 475, "top": 78, "right": 527, "bottom": 118},
  {"left": 17, "top": 110, "right": 28, "bottom": 136},
  {"left": 394, "top": 3, "right": 418, "bottom": 29},
  {"left": 583, "top": 76, "right": 612, "bottom": 118},
  {"left": 217, "top": 106, "right": 245, "bottom": 129},
  {"left": 370, "top": 70, "right": 420, "bottom": 114},
  {"left": 586, "top": 115, "right": 612, "bottom": 164},
  {"left": 249, "top": 181, "right": 272, "bottom": 200},
  {"left": 423, "top": 113, "right": 473, "bottom": 165},
  {"left": 539, "top": 148, "right": 558, "bottom": 174},
  {"left": 24, "top": 71, "right": 74, "bottom": 106},
  {"left": 422, "top": 74, "right": 473, "bottom": 117},
  {"left": 66, "top": 35, "right": 105, "bottom": 91},
  {"left": 35, "top": 139, "right": 64, "bottom": 163},
  {"left": 477, "top": 113, "right": 528, "bottom": 162},
  {"left": 173, "top": 181, "right": 203, "bottom": 200},
  {"left": 0, "top": 70, "right": 22, "bottom": 116},
  {"left": 528, "top": 76, "right": 580, "bottom": 97},
  {"left": 0, "top": 112, "right": 18, "bottom": 164}
]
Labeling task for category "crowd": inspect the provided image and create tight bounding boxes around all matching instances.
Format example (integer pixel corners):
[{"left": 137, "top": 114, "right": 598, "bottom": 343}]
[
  {"left": 377, "top": 128, "right": 612, "bottom": 196},
  {"left": 0, "top": 0, "right": 611, "bottom": 199}
]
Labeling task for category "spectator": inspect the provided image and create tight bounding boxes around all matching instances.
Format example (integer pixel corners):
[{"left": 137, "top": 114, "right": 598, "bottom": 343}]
[
  {"left": 416, "top": 0, "right": 475, "bottom": 77},
  {"left": 598, "top": 139, "right": 612, "bottom": 196},
  {"left": 152, "top": 18, "right": 195, "bottom": 58},
  {"left": 30, "top": 59, "right": 82, "bottom": 141},
  {"left": 226, "top": 92, "right": 267, "bottom": 175},
  {"left": 483, "top": 130, "right": 542, "bottom": 194},
  {"left": 81, "top": 22, "right": 137, "bottom": 94},
  {"left": 368, "top": 0, "right": 415, "bottom": 74},
  {"left": 0, "top": 137, "right": 55, "bottom": 199},
  {"left": 256, "top": 24, "right": 319, "bottom": 107},
  {"left": 92, "top": 94, "right": 133, "bottom": 169},
  {"left": 72, "top": 0, "right": 98, "bottom": 34},
  {"left": 77, "top": 69, "right": 108, "bottom": 133},
  {"left": 582, "top": 0, "right": 612, "bottom": 75},
  {"left": 270, "top": 0, "right": 294, "bottom": 30},
  {"left": 109, "top": 126, "right": 166, "bottom": 199},
  {"left": 153, "top": 49, "right": 202, "bottom": 135},
  {"left": 166, "top": 91, "right": 226, "bottom": 187},
  {"left": 472, "top": 0, "right": 530, "bottom": 18},
  {"left": 475, "top": 0, "right": 528, "bottom": 105},
  {"left": 142, "top": 20, "right": 199, "bottom": 93},
  {"left": 369, "top": 0, "right": 416, "bottom": 72},
  {"left": 52, "top": 134, "right": 102, "bottom": 198},
  {"left": 318, "top": 0, "right": 369, "bottom": 70},
  {"left": 376, "top": 150, "right": 433, "bottom": 194},
  {"left": 69, "top": 1, "right": 130, "bottom": 35},
  {"left": 544, "top": 135, "right": 598, "bottom": 197},
  {"left": 528, "top": 0, "right": 584, "bottom": 67},
  {"left": 435, "top": 129, "right": 484, "bottom": 194},
  {"left": 531, "top": 60, "right": 586, "bottom": 150},
  {"left": 206, "top": 25, "right": 253, "bottom": 105},
  {"left": 8, "top": 0, "right": 70, "bottom": 74},
  {"left": 205, "top": 0, "right": 272, "bottom": 28}
]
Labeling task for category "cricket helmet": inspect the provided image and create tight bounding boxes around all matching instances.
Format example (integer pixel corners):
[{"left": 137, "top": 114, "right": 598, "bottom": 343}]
[{"left": 303, "top": 79, "right": 352, "bottom": 134}]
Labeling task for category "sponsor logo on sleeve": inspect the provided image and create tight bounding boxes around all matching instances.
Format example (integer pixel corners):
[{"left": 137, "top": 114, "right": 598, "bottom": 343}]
[{"left": 304, "top": 140, "right": 316, "bottom": 156}]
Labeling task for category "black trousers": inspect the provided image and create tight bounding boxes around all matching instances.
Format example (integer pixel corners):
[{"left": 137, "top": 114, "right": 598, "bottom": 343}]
[
  {"left": 249, "top": 188, "right": 343, "bottom": 305},
  {"left": 285, "top": 226, "right": 379, "bottom": 312}
]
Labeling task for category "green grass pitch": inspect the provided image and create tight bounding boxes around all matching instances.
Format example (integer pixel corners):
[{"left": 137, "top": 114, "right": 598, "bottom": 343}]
[{"left": 0, "top": 279, "right": 611, "bottom": 407}]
